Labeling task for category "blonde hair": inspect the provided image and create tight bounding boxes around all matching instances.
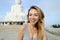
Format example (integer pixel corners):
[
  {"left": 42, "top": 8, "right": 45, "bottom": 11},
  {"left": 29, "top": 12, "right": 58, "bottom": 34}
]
[{"left": 27, "top": 6, "right": 44, "bottom": 40}]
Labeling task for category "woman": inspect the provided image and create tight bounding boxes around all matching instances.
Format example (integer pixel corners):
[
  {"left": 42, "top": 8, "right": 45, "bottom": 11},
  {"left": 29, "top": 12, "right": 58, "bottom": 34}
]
[{"left": 17, "top": 6, "right": 48, "bottom": 40}]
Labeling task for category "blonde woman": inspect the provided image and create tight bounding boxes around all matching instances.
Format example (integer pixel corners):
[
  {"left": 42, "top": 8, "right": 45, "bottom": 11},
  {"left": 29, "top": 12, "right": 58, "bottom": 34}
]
[{"left": 17, "top": 6, "right": 48, "bottom": 40}]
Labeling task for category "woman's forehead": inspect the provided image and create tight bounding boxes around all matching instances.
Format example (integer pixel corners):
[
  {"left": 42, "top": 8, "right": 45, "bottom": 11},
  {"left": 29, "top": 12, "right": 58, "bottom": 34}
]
[
  {"left": 29, "top": 9, "right": 41, "bottom": 15},
  {"left": 29, "top": 9, "right": 38, "bottom": 13}
]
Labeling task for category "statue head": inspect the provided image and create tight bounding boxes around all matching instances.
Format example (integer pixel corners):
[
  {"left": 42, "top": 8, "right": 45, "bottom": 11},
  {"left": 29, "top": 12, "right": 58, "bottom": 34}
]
[{"left": 15, "top": 0, "right": 21, "bottom": 4}]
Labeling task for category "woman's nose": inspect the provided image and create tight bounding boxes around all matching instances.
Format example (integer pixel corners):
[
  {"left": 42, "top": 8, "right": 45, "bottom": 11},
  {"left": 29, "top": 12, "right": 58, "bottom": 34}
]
[{"left": 31, "top": 15, "right": 35, "bottom": 18}]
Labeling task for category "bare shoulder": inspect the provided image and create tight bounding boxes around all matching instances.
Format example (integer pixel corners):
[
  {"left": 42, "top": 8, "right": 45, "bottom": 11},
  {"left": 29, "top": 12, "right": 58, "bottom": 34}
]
[
  {"left": 18, "top": 24, "right": 25, "bottom": 31},
  {"left": 17, "top": 24, "right": 25, "bottom": 40},
  {"left": 43, "top": 30, "right": 48, "bottom": 40}
]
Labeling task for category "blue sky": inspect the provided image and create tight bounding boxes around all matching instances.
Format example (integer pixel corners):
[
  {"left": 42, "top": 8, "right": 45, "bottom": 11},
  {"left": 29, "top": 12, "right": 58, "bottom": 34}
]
[{"left": 0, "top": 0, "right": 60, "bottom": 26}]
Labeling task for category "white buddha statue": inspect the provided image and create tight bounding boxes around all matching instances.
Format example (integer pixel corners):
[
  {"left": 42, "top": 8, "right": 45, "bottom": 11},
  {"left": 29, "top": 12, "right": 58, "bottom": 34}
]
[{"left": 5, "top": 0, "right": 26, "bottom": 22}]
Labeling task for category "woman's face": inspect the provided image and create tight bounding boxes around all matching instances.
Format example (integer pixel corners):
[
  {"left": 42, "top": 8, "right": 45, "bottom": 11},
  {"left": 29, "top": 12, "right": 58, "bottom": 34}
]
[{"left": 29, "top": 9, "right": 39, "bottom": 25}]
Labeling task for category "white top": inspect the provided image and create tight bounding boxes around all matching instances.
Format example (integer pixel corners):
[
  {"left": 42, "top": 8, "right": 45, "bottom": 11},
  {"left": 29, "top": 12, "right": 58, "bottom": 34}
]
[{"left": 23, "top": 24, "right": 37, "bottom": 40}]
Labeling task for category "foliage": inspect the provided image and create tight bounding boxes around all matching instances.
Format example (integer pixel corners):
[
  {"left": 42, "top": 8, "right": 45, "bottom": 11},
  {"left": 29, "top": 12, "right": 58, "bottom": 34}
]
[{"left": 52, "top": 24, "right": 60, "bottom": 28}]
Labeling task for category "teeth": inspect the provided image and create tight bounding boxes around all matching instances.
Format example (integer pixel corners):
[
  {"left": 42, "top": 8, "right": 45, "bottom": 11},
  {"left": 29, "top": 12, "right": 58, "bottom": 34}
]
[{"left": 31, "top": 20, "right": 35, "bottom": 21}]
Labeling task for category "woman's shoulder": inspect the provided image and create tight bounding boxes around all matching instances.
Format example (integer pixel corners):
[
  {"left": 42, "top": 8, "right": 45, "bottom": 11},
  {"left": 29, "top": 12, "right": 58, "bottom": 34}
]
[
  {"left": 19, "top": 24, "right": 25, "bottom": 31},
  {"left": 19, "top": 23, "right": 29, "bottom": 30}
]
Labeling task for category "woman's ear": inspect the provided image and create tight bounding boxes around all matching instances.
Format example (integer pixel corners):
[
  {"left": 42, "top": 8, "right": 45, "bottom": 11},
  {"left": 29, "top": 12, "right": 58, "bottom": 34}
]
[{"left": 41, "top": 18, "right": 44, "bottom": 23}]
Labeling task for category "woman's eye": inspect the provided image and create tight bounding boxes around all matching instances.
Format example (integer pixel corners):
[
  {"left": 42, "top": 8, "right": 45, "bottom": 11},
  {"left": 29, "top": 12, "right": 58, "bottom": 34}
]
[{"left": 35, "top": 14, "right": 38, "bottom": 16}]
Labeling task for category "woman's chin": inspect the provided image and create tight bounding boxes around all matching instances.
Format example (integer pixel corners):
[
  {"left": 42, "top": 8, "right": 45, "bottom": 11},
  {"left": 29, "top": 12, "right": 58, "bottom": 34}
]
[{"left": 30, "top": 22, "right": 36, "bottom": 25}]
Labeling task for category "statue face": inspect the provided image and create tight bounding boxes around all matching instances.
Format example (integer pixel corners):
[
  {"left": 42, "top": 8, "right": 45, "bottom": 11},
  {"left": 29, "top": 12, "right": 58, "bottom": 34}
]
[{"left": 15, "top": 0, "right": 21, "bottom": 4}]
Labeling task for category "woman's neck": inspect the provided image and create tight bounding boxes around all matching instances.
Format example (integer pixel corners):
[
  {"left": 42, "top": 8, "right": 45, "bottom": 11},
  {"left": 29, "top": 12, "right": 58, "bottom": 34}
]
[{"left": 29, "top": 23, "right": 35, "bottom": 29}]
